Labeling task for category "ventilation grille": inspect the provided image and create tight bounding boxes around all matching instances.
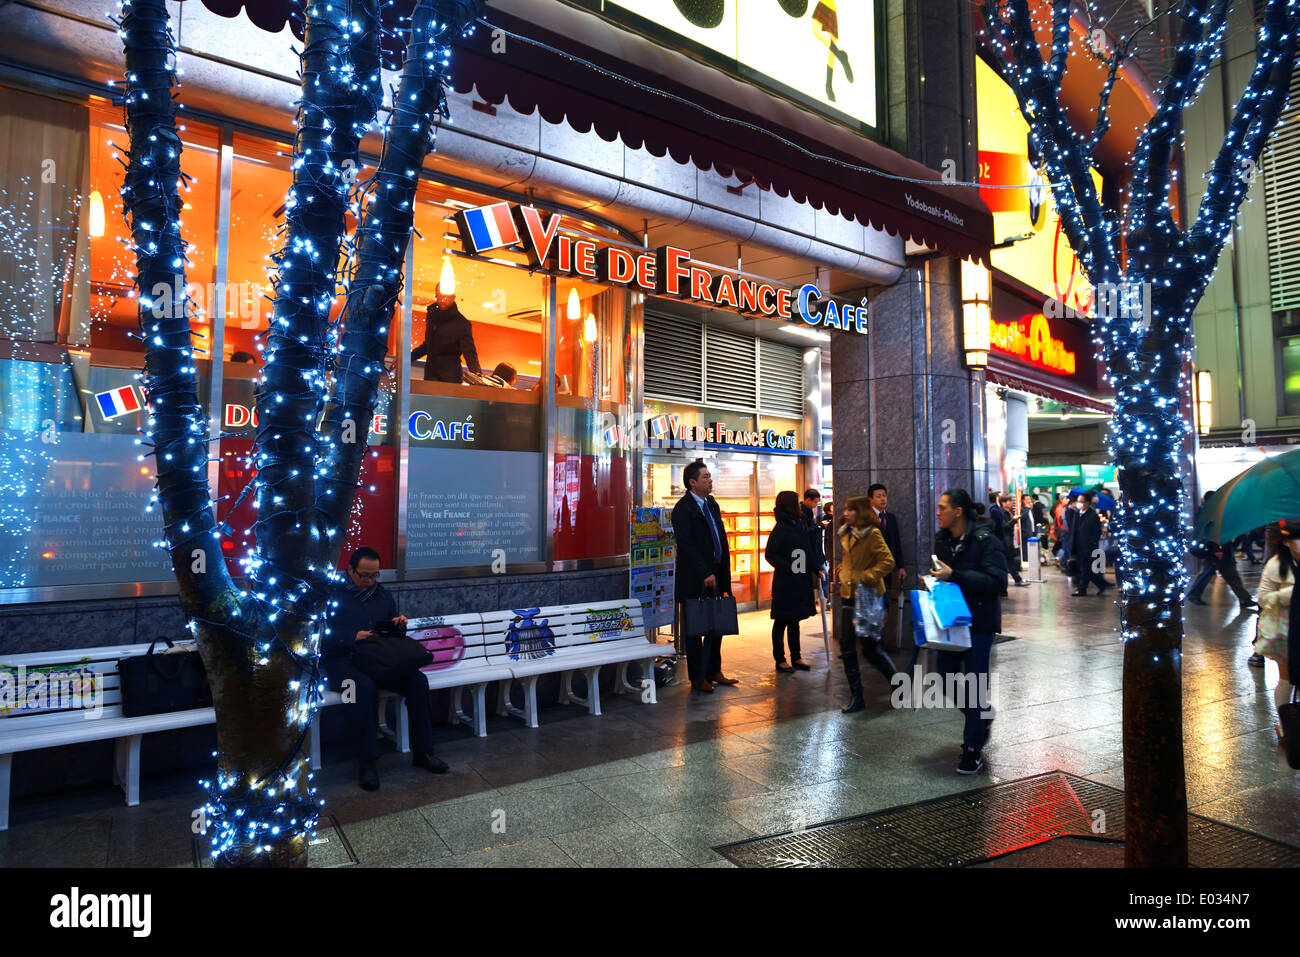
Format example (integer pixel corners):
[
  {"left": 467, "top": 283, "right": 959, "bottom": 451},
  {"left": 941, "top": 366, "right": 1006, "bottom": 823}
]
[
  {"left": 644, "top": 313, "right": 702, "bottom": 403},
  {"left": 759, "top": 339, "right": 805, "bottom": 417},
  {"left": 1264, "top": 64, "right": 1300, "bottom": 313},
  {"left": 702, "top": 327, "right": 757, "bottom": 407}
]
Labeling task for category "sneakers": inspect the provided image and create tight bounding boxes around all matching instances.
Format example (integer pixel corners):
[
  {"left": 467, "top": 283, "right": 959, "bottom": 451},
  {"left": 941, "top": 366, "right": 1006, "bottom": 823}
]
[
  {"left": 1247, "top": 653, "right": 1266, "bottom": 668},
  {"left": 957, "top": 747, "right": 984, "bottom": 775}
]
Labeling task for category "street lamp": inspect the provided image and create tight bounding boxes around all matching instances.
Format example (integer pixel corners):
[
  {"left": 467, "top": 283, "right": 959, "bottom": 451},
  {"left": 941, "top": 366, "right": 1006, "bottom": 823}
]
[{"left": 961, "top": 259, "right": 991, "bottom": 369}]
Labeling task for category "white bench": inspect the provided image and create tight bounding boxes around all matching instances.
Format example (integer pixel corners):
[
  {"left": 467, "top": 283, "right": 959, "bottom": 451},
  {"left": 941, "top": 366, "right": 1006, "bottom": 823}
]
[
  {"left": 0, "top": 643, "right": 216, "bottom": 831},
  {"left": 486, "top": 599, "right": 670, "bottom": 728}
]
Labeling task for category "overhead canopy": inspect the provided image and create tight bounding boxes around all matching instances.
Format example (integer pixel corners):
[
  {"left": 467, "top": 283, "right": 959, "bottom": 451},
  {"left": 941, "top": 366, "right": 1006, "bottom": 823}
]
[{"left": 181, "top": 0, "right": 994, "bottom": 266}]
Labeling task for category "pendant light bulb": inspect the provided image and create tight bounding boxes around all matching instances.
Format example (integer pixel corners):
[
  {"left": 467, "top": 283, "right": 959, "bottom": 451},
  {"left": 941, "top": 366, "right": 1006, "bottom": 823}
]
[
  {"left": 567, "top": 287, "right": 581, "bottom": 320},
  {"left": 89, "top": 189, "right": 106, "bottom": 238}
]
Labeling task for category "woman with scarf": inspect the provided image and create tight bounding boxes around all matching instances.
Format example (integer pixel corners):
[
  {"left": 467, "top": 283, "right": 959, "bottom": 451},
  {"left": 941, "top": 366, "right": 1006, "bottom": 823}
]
[
  {"left": 836, "top": 494, "right": 898, "bottom": 713},
  {"left": 764, "top": 490, "right": 818, "bottom": 673}
]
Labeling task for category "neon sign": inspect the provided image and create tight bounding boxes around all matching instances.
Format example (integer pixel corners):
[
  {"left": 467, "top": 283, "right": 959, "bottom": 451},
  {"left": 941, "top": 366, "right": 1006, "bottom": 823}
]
[
  {"left": 455, "top": 203, "right": 865, "bottom": 334},
  {"left": 989, "top": 313, "right": 1077, "bottom": 375}
]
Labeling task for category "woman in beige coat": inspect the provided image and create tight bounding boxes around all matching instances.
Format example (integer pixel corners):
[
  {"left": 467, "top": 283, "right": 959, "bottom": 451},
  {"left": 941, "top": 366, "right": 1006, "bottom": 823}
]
[
  {"left": 837, "top": 494, "right": 898, "bottom": 713},
  {"left": 1256, "top": 522, "right": 1298, "bottom": 744}
]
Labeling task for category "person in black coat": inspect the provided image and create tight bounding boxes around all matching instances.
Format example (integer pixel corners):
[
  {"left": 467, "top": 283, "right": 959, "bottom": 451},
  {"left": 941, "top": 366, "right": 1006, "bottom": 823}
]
[
  {"left": 410, "top": 291, "right": 482, "bottom": 383},
  {"left": 997, "top": 494, "right": 1027, "bottom": 590},
  {"left": 322, "top": 547, "right": 448, "bottom": 791},
  {"left": 931, "top": 489, "right": 1008, "bottom": 775},
  {"left": 765, "top": 491, "right": 817, "bottom": 672},
  {"left": 1069, "top": 491, "right": 1110, "bottom": 596},
  {"left": 672, "top": 460, "right": 737, "bottom": 692}
]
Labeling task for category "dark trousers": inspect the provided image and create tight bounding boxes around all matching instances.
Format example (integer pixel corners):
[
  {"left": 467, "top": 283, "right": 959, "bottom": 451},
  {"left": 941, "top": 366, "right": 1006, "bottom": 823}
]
[
  {"left": 682, "top": 631, "right": 722, "bottom": 682},
  {"left": 1187, "top": 555, "right": 1252, "bottom": 604},
  {"left": 937, "top": 630, "right": 996, "bottom": 750},
  {"left": 322, "top": 657, "right": 435, "bottom": 763},
  {"left": 1004, "top": 545, "right": 1023, "bottom": 586},
  {"left": 772, "top": 618, "right": 802, "bottom": 662},
  {"left": 1073, "top": 566, "right": 1108, "bottom": 593},
  {"left": 839, "top": 604, "right": 898, "bottom": 697}
]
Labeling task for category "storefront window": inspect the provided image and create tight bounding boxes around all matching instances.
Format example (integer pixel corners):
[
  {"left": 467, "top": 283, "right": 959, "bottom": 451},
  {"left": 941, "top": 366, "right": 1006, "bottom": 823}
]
[
  {"left": 402, "top": 185, "right": 547, "bottom": 569},
  {"left": 1281, "top": 336, "right": 1300, "bottom": 416},
  {"left": 553, "top": 283, "right": 633, "bottom": 561},
  {"left": 0, "top": 92, "right": 218, "bottom": 588}
]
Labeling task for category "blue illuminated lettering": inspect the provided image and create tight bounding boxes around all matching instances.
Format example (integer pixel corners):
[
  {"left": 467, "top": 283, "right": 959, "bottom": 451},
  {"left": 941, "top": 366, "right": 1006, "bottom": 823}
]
[
  {"left": 408, "top": 411, "right": 431, "bottom": 440},
  {"left": 797, "top": 283, "right": 822, "bottom": 325},
  {"left": 823, "top": 300, "right": 841, "bottom": 330}
]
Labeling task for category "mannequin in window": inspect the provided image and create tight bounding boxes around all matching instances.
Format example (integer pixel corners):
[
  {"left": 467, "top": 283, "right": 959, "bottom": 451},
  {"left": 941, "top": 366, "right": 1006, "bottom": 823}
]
[{"left": 411, "top": 287, "right": 481, "bottom": 383}]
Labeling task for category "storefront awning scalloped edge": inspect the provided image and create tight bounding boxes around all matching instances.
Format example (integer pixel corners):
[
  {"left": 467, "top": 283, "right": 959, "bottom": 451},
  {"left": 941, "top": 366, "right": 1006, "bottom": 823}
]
[
  {"left": 178, "top": 0, "right": 993, "bottom": 267},
  {"left": 986, "top": 365, "right": 1113, "bottom": 415}
]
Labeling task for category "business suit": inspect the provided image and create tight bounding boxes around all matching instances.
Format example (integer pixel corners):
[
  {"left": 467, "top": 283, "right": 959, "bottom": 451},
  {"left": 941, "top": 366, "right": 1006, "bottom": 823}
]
[
  {"left": 874, "top": 508, "right": 906, "bottom": 648},
  {"left": 672, "top": 490, "right": 732, "bottom": 683},
  {"left": 1070, "top": 507, "right": 1108, "bottom": 594}
]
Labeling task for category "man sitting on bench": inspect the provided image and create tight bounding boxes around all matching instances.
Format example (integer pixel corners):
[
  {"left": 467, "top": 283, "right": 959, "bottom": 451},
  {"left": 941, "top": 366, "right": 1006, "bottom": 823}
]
[{"left": 322, "top": 547, "right": 449, "bottom": 790}]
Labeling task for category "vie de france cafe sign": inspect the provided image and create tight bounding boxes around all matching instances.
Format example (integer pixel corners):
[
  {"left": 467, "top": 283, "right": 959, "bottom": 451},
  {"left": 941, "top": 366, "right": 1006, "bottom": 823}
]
[{"left": 455, "top": 202, "right": 867, "bottom": 333}]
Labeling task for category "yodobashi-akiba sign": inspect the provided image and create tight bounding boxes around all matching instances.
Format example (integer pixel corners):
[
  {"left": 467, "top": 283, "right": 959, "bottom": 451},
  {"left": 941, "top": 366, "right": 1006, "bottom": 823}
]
[{"left": 455, "top": 202, "right": 867, "bottom": 334}]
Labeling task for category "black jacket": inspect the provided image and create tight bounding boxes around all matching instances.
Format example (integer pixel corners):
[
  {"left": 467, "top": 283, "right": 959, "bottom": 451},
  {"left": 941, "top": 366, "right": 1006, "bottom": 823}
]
[
  {"left": 765, "top": 510, "right": 817, "bottom": 622},
  {"left": 799, "top": 503, "right": 828, "bottom": 569},
  {"left": 1071, "top": 508, "right": 1103, "bottom": 564},
  {"left": 988, "top": 504, "right": 1008, "bottom": 545},
  {"left": 322, "top": 581, "right": 398, "bottom": 659},
  {"left": 411, "top": 303, "right": 481, "bottom": 382},
  {"left": 934, "top": 518, "right": 1007, "bottom": 635},
  {"left": 672, "top": 491, "right": 731, "bottom": 601}
]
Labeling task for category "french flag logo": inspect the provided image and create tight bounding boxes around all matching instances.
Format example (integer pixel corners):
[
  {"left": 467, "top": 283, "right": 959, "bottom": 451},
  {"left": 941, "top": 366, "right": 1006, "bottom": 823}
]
[
  {"left": 455, "top": 202, "right": 521, "bottom": 254},
  {"left": 95, "top": 385, "right": 141, "bottom": 420},
  {"left": 646, "top": 414, "right": 671, "bottom": 439}
]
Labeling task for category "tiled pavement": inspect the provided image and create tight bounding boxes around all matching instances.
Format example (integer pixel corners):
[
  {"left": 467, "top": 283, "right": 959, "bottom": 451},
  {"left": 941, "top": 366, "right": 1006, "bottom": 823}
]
[{"left": 2, "top": 559, "right": 1297, "bottom": 867}]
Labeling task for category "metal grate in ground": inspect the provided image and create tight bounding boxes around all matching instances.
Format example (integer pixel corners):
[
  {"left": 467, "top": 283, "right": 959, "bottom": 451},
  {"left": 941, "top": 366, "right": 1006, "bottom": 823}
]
[{"left": 714, "top": 772, "right": 1300, "bottom": 868}]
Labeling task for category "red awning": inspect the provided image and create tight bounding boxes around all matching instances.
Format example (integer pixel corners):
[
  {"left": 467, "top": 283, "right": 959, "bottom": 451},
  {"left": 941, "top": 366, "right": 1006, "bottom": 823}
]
[{"left": 180, "top": 0, "right": 993, "bottom": 265}]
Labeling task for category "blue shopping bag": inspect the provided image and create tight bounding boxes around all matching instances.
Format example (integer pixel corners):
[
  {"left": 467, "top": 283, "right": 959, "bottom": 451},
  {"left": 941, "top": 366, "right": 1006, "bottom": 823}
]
[
  {"left": 928, "top": 579, "right": 972, "bottom": 629},
  {"left": 909, "top": 589, "right": 972, "bottom": 652}
]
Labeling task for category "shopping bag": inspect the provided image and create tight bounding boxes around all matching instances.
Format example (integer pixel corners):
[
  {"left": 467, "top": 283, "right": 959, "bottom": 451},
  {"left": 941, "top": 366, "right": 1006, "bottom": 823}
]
[
  {"left": 853, "top": 584, "right": 886, "bottom": 637},
  {"left": 908, "top": 590, "right": 972, "bottom": 652},
  {"left": 927, "top": 579, "right": 972, "bottom": 628},
  {"left": 680, "top": 593, "right": 739, "bottom": 636},
  {"left": 119, "top": 637, "right": 213, "bottom": 717}
]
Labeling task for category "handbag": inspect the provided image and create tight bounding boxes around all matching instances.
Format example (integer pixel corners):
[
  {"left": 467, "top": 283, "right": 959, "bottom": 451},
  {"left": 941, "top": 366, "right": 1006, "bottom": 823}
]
[
  {"left": 853, "top": 584, "right": 886, "bottom": 637},
  {"left": 351, "top": 626, "right": 433, "bottom": 691},
  {"left": 681, "top": 587, "right": 739, "bottom": 636},
  {"left": 908, "top": 589, "right": 972, "bottom": 651},
  {"left": 1280, "top": 687, "right": 1300, "bottom": 770},
  {"left": 118, "top": 637, "right": 213, "bottom": 717}
]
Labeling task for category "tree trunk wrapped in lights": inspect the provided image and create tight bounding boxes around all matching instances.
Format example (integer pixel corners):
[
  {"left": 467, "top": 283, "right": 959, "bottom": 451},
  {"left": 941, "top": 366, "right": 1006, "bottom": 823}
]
[
  {"left": 117, "top": 0, "right": 483, "bottom": 867},
  {"left": 980, "top": 0, "right": 1299, "bottom": 867}
]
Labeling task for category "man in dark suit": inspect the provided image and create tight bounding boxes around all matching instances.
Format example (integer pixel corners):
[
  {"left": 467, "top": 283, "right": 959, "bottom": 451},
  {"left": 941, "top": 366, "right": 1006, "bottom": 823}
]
[
  {"left": 1070, "top": 492, "right": 1110, "bottom": 596},
  {"left": 410, "top": 289, "right": 482, "bottom": 383},
  {"left": 672, "top": 460, "right": 738, "bottom": 692},
  {"left": 997, "top": 493, "right": 1028, "bottom": 591},
  {"left": 868, "top": 483, "right": 907, "bottom": 648}
]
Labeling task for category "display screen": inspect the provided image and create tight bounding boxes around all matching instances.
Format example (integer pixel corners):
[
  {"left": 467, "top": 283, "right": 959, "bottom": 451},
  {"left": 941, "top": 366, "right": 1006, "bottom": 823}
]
[{"left": 601, "top": 0, "right": 878, "bottom": 131}]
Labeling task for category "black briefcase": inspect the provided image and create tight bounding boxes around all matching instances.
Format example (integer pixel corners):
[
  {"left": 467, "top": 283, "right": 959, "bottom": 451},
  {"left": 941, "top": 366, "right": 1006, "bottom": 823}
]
[
  {"left": 680, "top": 592, "right": 739, "bottom": 637},
  {"left": 119, "top": 637, "right": 213, "bottom": 717}
]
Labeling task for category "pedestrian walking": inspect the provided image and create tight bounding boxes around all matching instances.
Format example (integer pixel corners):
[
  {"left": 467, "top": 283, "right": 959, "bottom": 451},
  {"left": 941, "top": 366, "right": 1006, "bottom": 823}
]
[
  {"left": 868, "top": 482, "right": 908, "bottom": 647},
  {"left": 930, "top": 489, "right": 1008, "bottom": 775},
  {"left": 1256, "top": 521, "right": 1298, "bottom": 743},
  {"left": 836, "top": 494, "right": 898, "bottom": 714},
  {"left": 1187, "top": 490, "right": 1259, "bottom": 614},
  {"left": 765, "top": 491, "right": 817, "bottom": 673},
  {"left": 997, "top": 494, "right": 1028, "bottom": 592},
  {"left": 1070, "top": 491, "right": 1110, "bottom": 596}
]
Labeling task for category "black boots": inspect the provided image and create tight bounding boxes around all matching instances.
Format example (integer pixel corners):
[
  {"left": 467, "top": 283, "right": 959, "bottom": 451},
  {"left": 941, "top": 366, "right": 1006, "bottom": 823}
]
[
  {"left": 359, "top": 760, "right": 379, "bottom": 791},
  {"left": 841, "top": 695, "right": 866, "bottom": 714}
]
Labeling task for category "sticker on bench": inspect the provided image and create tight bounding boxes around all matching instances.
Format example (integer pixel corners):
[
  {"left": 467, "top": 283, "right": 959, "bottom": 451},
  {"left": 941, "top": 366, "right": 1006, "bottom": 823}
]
[
  {"left": 582, "top": 606, "right": 634, "bottom": 641},
  {"left": 505, "top": 609, "right": 555, "bottom": 660},
  {"left": 0, "top": 659, "right": 100, "bottom": 719},
  {"left": 414, "top": 626, "right": 466, "bottom": 672}
]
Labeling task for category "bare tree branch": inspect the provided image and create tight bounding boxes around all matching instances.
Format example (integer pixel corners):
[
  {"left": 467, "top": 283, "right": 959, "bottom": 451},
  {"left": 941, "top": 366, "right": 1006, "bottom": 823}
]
[{"left": 1048, "top": 0, "right": 1073, "bottom": 92}]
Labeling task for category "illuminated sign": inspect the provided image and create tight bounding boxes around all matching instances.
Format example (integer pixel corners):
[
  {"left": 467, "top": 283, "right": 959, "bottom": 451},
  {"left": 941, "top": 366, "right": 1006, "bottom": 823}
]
[
  {"left": 223, "top": 403, "right": 387, "bottom": 436},
  {"left": 597, "top": 0, "right": 878, "bottom": 131},
  {"left": 642, "top": 411, "right": 797, "bottom": 450},
  {"left": 976, "top": 58, "right": 1100, "bottom": 315},
  {"left": 455, "top": 202, "right": 866, "bottom": 334},
  {"left": 990, "top": 314, "right": 1077, "bottom": 376}
]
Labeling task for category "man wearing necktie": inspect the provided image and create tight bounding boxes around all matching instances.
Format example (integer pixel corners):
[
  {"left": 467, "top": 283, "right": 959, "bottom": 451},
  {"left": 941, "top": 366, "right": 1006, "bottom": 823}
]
[
  {"left": 868, "top": 483, "right": 907, "bottom": 649},
  {"left": 672, "top": 460, "right": 738, "bottom": 692}
]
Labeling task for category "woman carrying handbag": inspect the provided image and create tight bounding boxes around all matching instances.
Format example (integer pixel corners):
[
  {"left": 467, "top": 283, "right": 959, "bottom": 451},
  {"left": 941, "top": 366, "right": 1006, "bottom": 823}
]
[
  {"left": 764, "top": 491, "right": 818, "bottom": 673},
  {"left": 836, "top": 494, "right": 898, "bottom": 713},
  {"left": 1256, "top": 521, "right": 1298, "bottom": 747}
]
